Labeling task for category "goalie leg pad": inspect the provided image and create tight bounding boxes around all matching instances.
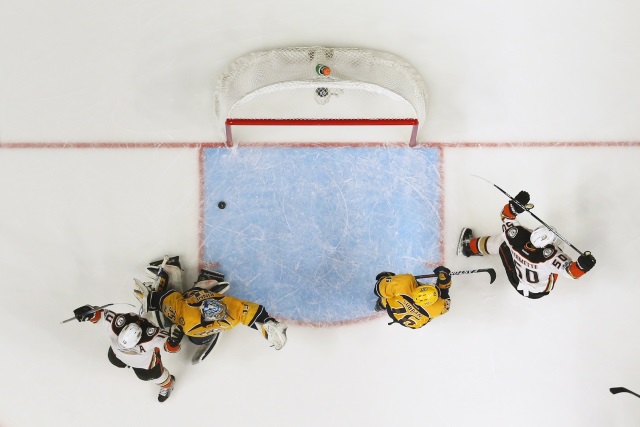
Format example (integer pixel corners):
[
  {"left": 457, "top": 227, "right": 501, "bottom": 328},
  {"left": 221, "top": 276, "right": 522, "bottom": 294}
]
[
  {"left": 195, "top": 279, "right": 230, "bottom": 294},
  {"left": 133, "top": 278, "right": 152, "bottom": 314},
  {"left": 147, "top": 264, "right": 183, "bottom": 293},
  {"left": 197, "top": 269, "right": 225, "bottom": 282},
  {"left": 149, "top": 256, "right": 181, "bottom": 269}
]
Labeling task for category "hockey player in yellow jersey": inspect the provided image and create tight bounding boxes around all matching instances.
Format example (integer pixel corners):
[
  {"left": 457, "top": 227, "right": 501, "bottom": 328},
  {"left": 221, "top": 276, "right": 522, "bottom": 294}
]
[
  {"left": 374, "top": 266, "right": 452, "bottom": 328},
  {"left": 134, "top": 256, "right": 287, "bottom": 364}
]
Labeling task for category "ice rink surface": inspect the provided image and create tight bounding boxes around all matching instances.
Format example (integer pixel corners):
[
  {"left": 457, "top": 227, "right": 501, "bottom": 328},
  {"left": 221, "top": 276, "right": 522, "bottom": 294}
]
[
  {"left": 201, "top": 146, "right": 442, "bottom": 324},
  {"left": 1, "top": 1, "right": 640, "bottom": 426}
]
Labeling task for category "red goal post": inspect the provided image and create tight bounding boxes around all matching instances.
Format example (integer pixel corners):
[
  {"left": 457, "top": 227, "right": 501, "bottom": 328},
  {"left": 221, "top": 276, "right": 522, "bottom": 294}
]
[{"left": 214, "top": 47, "right": 428, "bottom": 147}]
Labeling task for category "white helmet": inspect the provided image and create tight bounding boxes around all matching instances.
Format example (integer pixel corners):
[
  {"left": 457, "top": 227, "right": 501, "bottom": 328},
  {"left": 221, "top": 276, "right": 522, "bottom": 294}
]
[
  {"left": 530, "top": 226, "right": 557, "bottom": 248},
  {"left": 201, "top": 299, "right": 228, "bottom": 322},
  {"left": 118, "top": 323, "right": 142, "bottom": 349}
]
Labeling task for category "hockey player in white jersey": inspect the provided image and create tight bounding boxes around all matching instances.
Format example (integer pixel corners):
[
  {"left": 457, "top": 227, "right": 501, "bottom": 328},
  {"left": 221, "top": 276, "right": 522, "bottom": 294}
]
[
  {"left": 458, "top": 190, "right": 596, "bottom": 299},
  {"left": 72, "top": 305, "right": 179, "bottom": 402}
]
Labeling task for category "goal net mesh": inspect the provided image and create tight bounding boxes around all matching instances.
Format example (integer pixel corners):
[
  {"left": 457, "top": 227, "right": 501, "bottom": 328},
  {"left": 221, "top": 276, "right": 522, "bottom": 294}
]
[{"left": 214, "top": 47, "right": 428, "bottom": 145}]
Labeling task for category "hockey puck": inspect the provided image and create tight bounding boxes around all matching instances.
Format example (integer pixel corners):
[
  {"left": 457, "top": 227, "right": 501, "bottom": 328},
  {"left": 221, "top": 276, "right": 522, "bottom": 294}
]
[{"left": 218, "top": 201, "right": 226, "bottom": 209}]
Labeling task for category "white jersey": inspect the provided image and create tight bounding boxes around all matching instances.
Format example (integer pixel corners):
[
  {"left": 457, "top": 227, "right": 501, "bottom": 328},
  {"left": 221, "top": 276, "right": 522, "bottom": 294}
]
[
  {"left": 501, "top": 217, "right": 574, "bottom": 295},
  {"left": 99, "top": 310, "right": 169, "bottom": 369}
]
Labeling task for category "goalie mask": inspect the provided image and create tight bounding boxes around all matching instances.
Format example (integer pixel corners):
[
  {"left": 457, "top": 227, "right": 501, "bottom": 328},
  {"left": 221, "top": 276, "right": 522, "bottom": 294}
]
[
  {"left": 201, "top": 299, "right": 228, "bottom": 322},
  {"left": 530, "top": 226, "right": 557, "bottom": 248},
  {"left": 118, "top": 323, "right": 142, "bottom": 349},
  {"left": 412, "top": 285, "right": 439, "bottom": 307}
]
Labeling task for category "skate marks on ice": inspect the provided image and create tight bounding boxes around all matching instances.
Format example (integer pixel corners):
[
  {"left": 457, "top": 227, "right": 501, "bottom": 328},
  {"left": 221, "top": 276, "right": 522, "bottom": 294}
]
[{"left": 201, "top": 146, "right": 442, "bottom": 324}]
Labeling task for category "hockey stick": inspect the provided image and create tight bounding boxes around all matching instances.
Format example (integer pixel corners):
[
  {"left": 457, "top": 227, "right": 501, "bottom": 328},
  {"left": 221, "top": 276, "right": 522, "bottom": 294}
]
[
  {"left": 191, "top": 332, "right": 220, "bottom": 365},
  {"left": 610, "top": 387, "right": 640, "bottom": 399},
  {"left": 60, "top": 303, "right": 135, "bottom": 324},
  {"left": 472, "top": 175, "right": 585, "bottom": 256},
  {"left": 415, "top": 268, "right": 497, "bottom": 284}
]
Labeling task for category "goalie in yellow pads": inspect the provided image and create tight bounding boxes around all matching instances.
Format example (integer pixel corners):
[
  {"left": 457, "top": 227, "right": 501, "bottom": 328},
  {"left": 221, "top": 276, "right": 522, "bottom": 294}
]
[
  {"left": 374, "top": 266, "right": 452, "bottom": 328},
  {"left": 134, "top": 256, "right": 288, "bottom": 364}
]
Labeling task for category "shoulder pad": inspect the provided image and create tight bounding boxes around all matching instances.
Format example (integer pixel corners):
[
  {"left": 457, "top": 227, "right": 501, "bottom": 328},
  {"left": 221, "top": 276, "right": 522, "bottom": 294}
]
[
  {"left": 505, "top": 225, "right": 531, "bottom": 250},
  {"left": 542, "top": 246, "right": 557, "bottom": 259}
]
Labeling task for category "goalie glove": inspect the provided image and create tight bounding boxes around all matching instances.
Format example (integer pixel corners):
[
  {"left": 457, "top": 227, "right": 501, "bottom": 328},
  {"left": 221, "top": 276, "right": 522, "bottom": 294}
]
[
  {"left": 261, "top": 319, "right": 288, "bottom": 350},
  {"left": 133, "top": 279, "right": 153, "bottom": 314}
]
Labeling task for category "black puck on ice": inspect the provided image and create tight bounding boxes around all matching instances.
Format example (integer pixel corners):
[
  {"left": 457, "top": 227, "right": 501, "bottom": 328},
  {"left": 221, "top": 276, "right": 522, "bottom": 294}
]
[{"left": 218, "top": 201, "right": 226, "bottom": 209}]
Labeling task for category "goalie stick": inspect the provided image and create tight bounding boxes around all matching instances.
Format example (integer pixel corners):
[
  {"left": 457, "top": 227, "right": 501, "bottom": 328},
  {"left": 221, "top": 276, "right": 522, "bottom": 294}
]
[
  {"left": 191, "top": 333, "right": 220, "bottom": 365},
  {"left": 472, "top": 175, "right": 586, "bottom": 256},
  {"left": 610, "top": 387, "right": 640, "bottom": 399},
  {"left": 60, "top": 303, "right": 135, "bottom": 324},
  {"left": 415, "top": 268, "right": 497, "bottom": 284}
]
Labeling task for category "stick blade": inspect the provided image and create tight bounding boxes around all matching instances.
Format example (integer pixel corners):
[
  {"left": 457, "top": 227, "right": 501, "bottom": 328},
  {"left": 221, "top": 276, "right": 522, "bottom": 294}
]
[
  {"left": 610, "top": 387, "right": 627, "bottom": 395},
  {"left": 487, "top": 268, "right": 497, "bottom": 284}
]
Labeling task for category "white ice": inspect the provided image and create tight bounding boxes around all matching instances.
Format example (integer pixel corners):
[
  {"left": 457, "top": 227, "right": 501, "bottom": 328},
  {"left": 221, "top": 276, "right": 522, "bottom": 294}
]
[{"left": 1, "top": 1, "right": 640, "bottom": 426}]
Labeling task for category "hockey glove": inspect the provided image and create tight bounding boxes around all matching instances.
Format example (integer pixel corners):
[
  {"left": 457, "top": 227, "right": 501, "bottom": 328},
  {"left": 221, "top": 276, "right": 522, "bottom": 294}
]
[
  {"left": 509, "top": 191, "right": 530, "bottom": 214},
  {"left": 576, "top": 252, "right": 596, "bottom": 272},
  {"left": 433, "top": 266, "right": 452, "bottom": 289},
  {"left": 375, "top": 271, "right": 396, "bottom": 281},
  {"left": 73, "top": 305, "right": 99, "bottom": 322},
  {"left": 165, "top": 324, "right": 184, "bottom": 353}
]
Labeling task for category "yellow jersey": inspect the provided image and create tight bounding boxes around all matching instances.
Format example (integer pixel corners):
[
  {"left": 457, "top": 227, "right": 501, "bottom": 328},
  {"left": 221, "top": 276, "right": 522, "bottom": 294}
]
[
  {"left": 159, "top": 288, "right": 266, "bottom": 338},
  {"left": 375, "top": 273, "right": 450, "bottom": 329}
]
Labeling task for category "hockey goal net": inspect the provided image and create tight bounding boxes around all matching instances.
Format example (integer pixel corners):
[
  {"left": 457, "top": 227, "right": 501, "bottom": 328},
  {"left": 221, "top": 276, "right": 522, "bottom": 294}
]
[{"left": 214, "top": 47, "right": 428, "bottom": 147}]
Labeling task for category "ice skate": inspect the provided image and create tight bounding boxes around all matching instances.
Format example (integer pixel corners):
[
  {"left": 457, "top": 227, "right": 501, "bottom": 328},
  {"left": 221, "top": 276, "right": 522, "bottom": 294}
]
[
  {"left": 457, "top": 228, "right": 477, "bottom": 257},
  {"left": 158, "top": 375, "right": 175, "bottom": 403}
]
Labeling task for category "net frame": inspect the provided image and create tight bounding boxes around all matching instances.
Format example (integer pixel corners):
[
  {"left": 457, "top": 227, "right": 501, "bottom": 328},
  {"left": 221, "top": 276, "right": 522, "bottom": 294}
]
[{"left": 214, "top": 46, "right": 428, "bottom": 147}]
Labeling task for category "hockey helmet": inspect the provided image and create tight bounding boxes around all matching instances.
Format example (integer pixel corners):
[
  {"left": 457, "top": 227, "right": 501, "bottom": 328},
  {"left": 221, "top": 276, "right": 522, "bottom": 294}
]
[
  {"left": 412, "top": 285, "right": 439, "bottom": 307},
  {"left": 201, "top": 299, "right": 228, "bottom": 322},
  {"left": 530, "top": 226, "right": 557, "bottom": 248},
  {"left": 118, "top": 323, "right": 142, "bottom": 349}
]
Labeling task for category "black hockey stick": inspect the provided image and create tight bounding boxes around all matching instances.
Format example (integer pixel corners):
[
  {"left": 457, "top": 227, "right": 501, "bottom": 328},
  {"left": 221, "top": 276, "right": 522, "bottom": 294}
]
[
  {"left": 415, "top": 268, "right": 497, "bottom": 284},
  {"left": 472, "top": 175, "right": 585, "bottom": 256},
  {"left": 191, "top": 332, "right": 220, "bottom": 365},
  {"left": 610, "top": 387, "right": 640, "bottom": 399},
  {"left": 60, "top": 303, "right": 135, "bottom": 324}
]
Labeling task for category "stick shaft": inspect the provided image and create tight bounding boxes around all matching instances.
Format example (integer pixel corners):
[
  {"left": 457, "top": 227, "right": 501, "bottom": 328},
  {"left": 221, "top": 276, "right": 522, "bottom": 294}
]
[
  {"left": 610, "top": 387, "right": 640, "bottom": 398},
  {"left": 415, "top": 268, "right": 496, "bottom": 283},
  {"left": 60, "top": 302, "right": 134, "bottom": 324},
  {"left": 472, "top": 175, "right": 584, "bottom": 255},
  {"left": 415, "top": 269, "right": 490, "bottom": 278}
]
